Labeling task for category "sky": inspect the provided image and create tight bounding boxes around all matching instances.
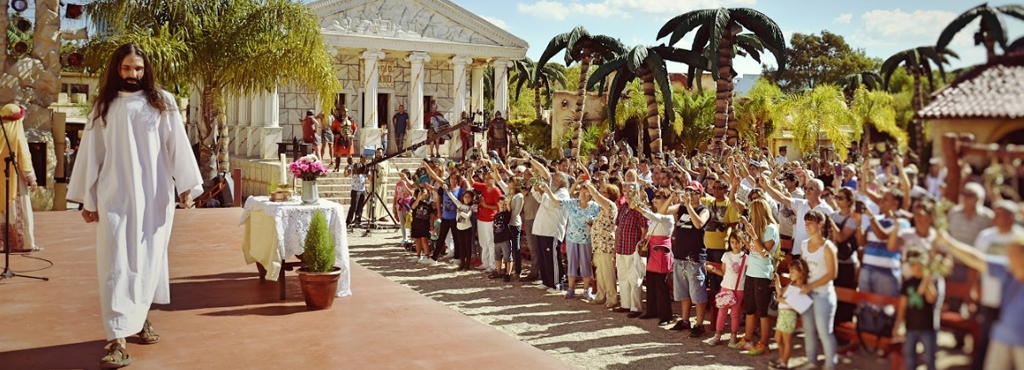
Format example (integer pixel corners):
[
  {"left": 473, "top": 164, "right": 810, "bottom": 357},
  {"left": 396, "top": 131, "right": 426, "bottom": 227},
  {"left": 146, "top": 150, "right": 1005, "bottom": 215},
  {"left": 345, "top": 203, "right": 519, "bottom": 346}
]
[{"left": 451, "top": 0, "right": 1024, "bottom": 76}]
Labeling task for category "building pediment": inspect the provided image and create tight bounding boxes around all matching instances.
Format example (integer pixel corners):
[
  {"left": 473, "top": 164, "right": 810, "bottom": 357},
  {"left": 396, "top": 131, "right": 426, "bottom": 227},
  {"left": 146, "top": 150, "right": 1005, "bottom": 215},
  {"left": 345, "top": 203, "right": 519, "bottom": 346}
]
[{"left": 310, "top": 0, "right": 528, "bottom": 52}]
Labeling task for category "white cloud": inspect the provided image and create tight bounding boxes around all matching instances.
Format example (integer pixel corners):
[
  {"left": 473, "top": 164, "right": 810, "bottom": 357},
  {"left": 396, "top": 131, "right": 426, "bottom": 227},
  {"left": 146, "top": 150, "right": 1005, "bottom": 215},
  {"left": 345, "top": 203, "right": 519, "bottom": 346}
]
[
  {"left": 834, "top": 13, "right": 852, "bottom": 24},
  {"left": 516, "top": 0, "right": 757, "bottom": 21},
  {"left": 480, "top": 15, "right": 510, "bottom": 30},
  {"left": 851, "top": 9, "right": 972, "bottom": 48}
]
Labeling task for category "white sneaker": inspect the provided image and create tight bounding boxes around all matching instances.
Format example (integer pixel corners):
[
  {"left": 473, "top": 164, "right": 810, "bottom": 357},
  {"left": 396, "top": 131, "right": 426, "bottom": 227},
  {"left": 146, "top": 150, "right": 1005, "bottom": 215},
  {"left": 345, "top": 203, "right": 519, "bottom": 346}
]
[
  {"left": 546, "top": 288, "right": 561, "bottom": 294},
  {"left": 474, "top": 265, "right": 487, "bottom": 270}
]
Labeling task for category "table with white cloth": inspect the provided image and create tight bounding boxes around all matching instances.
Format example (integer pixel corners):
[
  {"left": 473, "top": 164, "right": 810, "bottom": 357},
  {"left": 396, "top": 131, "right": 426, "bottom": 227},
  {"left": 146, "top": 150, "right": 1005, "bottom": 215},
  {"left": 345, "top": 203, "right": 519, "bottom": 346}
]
[{"left": 240, "top": 196, "right": 351, "bottom": 300}]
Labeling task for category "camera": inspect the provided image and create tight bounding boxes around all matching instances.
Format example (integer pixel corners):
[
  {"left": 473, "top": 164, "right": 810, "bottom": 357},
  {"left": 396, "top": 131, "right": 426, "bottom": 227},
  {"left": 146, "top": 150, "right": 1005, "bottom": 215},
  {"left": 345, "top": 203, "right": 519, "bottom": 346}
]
[{"left": 705, "top": 218, "right": 728, "bottom": 232}]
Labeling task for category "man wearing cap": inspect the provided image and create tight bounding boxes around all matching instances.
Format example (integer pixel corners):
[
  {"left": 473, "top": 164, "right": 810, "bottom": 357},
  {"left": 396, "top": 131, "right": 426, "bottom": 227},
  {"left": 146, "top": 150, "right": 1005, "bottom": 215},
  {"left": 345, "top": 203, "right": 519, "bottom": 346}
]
[
  {"left": 775, "top": 147, "right": 788, "bottom": 167},
  {"left": 945, "top": 182, "right": 994, "bottom": 349},
  {"left": 841, "top": 165, "right": 858, "bottom": 189},
  {"left": 774, "top": 172, "right": 803, "bottom": 255},
  {"left": 667, "top": 181, "right": 711, "bottom": 335},
  {"left": 925, "top": 158, "right": 946, "bottom": 200}
]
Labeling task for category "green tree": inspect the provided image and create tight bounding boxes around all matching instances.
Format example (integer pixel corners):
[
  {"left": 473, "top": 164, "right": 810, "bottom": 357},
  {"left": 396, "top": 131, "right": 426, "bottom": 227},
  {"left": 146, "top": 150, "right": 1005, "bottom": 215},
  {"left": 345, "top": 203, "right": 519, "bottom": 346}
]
[
  {"left": 510, "top": 57, "right": 567, "bottom": 119},
  {"left": 536, "top": 26, "right": 625, "bottom": 158},
  {"left": 839, "top": 70, "right": 883, "bottom": 102},
  {"left": 587, "top": 45, "right": 709, "bottom": 158},
  {"left": 672, "top": 90, "right": 716, "bottom": 153},
  {"left": 657, "top": 8, "right": 787, "bottom": 147},
  {"left": 84, "top": 0, "right": 341, "bottom": 180},
  {"left": 880, "top": 46, "right": 958, "bottom": 167},
  {"left": 735, "top": 79, "right": 782, "bottom": 148},
  {"left": 771, "top": 85, "right": 857, "bottom": 161},
  {"left": 937, "top": 4, "right": 1024, "bottom": 61},
  {"left": 763, "top": 31, "right": 880, "bottom": 93},
  {"left": 850, "top": 86, "right": 906, "bottom": 156}
]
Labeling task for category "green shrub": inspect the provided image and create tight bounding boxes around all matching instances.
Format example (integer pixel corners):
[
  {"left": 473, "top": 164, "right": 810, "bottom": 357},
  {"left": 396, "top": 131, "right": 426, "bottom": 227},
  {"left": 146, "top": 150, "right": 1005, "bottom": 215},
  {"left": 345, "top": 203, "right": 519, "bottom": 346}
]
[
  {"left": 303, "top": 210, "right": 336, "bottom": 273},
  {"left": 508, "top": 118, "right": 552, "bottom": 156}
]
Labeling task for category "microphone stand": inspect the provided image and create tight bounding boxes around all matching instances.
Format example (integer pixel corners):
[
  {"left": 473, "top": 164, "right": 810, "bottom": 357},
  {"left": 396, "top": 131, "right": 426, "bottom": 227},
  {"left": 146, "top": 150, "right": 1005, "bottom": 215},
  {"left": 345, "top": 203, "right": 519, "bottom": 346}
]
[{"left": 0, "top": 122, "right": 48, "bottom": 281}]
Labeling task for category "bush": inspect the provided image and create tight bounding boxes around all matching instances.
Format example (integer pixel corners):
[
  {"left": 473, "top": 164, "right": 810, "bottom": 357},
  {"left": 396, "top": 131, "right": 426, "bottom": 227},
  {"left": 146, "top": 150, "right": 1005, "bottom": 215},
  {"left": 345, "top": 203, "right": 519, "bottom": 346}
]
[
  {"left": 303, "top": 210, "right": 336, "bottom": 273},
  {"left": 509, "top": 118, "right": 551, "bottom": 156}
]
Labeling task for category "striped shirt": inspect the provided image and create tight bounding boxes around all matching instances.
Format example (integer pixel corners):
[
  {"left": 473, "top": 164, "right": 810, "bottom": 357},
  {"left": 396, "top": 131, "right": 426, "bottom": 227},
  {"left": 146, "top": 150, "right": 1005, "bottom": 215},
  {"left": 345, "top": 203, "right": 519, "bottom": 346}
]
[{"left": 861, "top": 215, "right": 911, "bottom": 269}]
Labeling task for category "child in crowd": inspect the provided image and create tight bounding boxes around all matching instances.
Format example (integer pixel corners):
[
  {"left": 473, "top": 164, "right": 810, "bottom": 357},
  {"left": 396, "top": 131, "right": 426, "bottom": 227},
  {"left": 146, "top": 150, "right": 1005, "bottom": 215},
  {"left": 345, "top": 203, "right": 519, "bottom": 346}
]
[
  {"left": 492, "top": 196, "right": 513, "bottom": 281},
  {"left": 708, "top": 227, "right": 747, "bottom": 346},
  {"left": 770, "top": 259, "right": 809, "bottom": 370},
  {"left": 444, "top": 185, "right": 476, "bottom": 270},
  {"left": 410, "top": 187, "right": 436, "bottom": 263},
  {"left": 894, "top": 248, "right": 944, "bottom": 370}
]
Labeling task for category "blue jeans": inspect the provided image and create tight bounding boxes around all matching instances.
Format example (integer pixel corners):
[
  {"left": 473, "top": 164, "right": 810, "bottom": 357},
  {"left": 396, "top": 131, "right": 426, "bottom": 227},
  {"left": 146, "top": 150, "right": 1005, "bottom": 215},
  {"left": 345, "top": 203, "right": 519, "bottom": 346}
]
[
  {"left": 904, "top": 329, "right": 938, "bottom": 370},
  {"left": 801, "top": 289, "right": 838, "bottom": 369},
  {"left": 858, "top": 265, "right": 901, "bottom": 297}
]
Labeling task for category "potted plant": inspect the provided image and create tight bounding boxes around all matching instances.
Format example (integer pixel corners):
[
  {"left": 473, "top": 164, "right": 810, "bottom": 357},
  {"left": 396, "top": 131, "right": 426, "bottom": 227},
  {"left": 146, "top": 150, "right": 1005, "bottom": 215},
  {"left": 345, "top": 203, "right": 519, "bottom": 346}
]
[
  {"left": 289, "top": 154, "right": 329, "bottom": 204},
  {"left": 297, "top": 210, "right": 341, "bottom": 310}
]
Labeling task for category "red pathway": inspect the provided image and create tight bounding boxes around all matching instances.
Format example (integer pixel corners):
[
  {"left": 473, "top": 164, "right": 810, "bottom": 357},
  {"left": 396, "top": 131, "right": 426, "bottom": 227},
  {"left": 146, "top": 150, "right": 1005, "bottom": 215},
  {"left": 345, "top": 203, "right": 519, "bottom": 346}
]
[{"left": 0, "top": 208, "right": 569, "bottom": 370}]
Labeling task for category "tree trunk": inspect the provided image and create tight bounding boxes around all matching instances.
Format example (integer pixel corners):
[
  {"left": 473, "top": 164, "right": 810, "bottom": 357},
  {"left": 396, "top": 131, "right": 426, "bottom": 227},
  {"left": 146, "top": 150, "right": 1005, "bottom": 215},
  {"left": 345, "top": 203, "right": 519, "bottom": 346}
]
[
  {"left": 0, "top": 0, "right": 8, "bottom": 74},
  {"left": 715, "top": 32, "right": 737, "bottom": 146},
  {"left": 569, "top": 55, "right": 591, "bottom": 158},
  {"left": 642, "top": 70, "right": 661, "bottom": 159},
  {"left": 912, "top": 70, "right": 924, "bottom": 177},
  {"left": 534, "top": 84, "right": 542, "bottom": 119},
  {"left": 198, "top": 87, "right": 224, "bottom": 181}
]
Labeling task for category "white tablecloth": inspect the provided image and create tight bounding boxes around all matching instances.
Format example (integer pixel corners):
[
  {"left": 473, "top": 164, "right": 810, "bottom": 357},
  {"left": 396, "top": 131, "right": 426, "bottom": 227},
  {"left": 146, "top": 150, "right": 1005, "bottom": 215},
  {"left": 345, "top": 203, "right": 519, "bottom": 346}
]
[{"left": 240, "top": 196, "right": 351, "bottom": 297}]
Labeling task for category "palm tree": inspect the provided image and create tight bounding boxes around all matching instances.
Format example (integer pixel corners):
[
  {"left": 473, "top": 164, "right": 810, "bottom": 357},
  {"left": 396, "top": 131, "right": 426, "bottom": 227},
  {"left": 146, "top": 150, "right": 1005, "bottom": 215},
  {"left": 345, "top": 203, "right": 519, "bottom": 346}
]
[
  {"left": 840, "top": 70, "right": 883, "bottom": 101},
  {"left": 657, "top": 8, "right": 787, "bottom": 147},
  {"left": 84, "top": 0, "right": 340, "bottom": 180},
  {"left": 850, "top": 86, "right": 907, "bottom": 158},
  {"left": 510, "top": 58, "right": 568, "bottom": 119},
  {"left": 536, "top": 26, "right": 625, "bottom": 157},
  {"left": 937, "top": 3, "right": 1024, "bottom": 61},
  {"left": 586, "top": 45, "right": 709, "bottom": 158},
  {"left": 880, "top": 46, "right": 958, "bottom": 167},
  {"left": 672, "top": 90, "right": 716, "bottom": 154},
  {"left": 771, "top": 85, "right": 857, "bottom": 161},
  {"left": 735, "top": 79, "right": 782, "bottom": 148}
]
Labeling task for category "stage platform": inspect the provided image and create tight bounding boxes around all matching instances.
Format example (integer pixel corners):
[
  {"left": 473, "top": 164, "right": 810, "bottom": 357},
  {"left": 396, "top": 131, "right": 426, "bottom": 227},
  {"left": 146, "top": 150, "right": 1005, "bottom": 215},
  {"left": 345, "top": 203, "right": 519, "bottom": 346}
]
[{"left": 0, "top": 208, "right": 568, "bottom": 370}]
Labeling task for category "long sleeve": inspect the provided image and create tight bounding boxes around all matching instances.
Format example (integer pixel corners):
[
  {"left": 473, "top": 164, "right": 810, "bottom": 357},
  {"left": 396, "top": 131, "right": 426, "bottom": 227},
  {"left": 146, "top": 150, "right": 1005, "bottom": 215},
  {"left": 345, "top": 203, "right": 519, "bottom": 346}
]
[
  {"left": 67, "top": 116, "right": 105, "bottom": 212},
  {"left": 510, "top": 193, "right": 524, "bottom": 226},
  {"left": 640, "top": 208, "right": 674, "bottom": 236},
  {"left": 162, "top": 92, "right": 203, "bottom": 198},
  {"left": 14, "top": 123, "right": 34, "bottom": 181}
]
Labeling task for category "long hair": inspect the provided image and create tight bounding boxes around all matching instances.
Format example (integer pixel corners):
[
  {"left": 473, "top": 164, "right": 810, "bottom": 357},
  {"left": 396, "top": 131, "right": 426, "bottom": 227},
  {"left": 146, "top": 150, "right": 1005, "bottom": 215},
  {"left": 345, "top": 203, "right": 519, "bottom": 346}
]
[
  {"left": 748, "top": 199, "right": 777, "bottom": 240},
  {"left": 93, "top": 44, "right": 167, "bottom": 127}
]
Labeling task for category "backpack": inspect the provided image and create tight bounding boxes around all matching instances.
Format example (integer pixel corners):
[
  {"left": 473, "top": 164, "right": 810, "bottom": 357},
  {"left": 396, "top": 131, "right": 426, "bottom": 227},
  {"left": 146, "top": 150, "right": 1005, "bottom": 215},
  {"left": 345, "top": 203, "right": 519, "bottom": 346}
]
[{"left": 855, "top": 301, "right": 896, "bottom": 353}]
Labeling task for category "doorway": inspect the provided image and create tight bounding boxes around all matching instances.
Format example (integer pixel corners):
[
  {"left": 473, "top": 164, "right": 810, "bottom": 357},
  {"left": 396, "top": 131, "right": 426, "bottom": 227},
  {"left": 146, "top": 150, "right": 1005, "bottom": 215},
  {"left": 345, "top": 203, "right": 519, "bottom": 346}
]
[{"left": 377, "top": 93, "right": 390, "bottom": 129}]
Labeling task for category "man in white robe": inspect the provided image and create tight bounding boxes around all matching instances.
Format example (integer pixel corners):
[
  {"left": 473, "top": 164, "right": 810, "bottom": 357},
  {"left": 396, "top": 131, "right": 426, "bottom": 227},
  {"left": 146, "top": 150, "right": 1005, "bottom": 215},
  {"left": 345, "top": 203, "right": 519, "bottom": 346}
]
[{"left": 67, "top": 44, "right": 203, "bottom": 369}]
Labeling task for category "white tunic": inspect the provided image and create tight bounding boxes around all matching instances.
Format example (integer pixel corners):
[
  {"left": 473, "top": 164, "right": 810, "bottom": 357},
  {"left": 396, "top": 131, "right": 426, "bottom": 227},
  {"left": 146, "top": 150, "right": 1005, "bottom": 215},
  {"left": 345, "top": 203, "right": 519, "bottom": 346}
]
[{"left": 67, "top": 90, "right": 203, "bottom": 341}]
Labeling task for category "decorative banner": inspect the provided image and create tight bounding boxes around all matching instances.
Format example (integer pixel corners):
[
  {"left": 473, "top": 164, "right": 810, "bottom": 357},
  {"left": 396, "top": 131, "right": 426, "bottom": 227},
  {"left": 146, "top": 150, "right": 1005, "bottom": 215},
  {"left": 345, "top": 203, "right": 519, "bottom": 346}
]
[{"left": 378, "top": 60, "right": 395, "bottom": 87}]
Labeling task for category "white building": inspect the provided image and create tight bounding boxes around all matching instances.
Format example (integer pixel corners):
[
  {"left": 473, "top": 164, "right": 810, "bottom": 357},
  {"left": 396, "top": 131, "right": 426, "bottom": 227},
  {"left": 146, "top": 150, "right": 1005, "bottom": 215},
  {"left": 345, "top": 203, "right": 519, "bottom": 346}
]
[{"left": 206, "top": 0, "right": 529, "bottom": 159}]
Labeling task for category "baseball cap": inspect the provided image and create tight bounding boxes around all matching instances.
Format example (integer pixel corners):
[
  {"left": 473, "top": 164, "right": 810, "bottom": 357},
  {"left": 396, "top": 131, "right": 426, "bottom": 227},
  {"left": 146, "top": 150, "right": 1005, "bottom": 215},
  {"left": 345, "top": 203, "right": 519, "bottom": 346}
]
[{"left": 685, "top": 181, "right": 704, "bottom": 193}]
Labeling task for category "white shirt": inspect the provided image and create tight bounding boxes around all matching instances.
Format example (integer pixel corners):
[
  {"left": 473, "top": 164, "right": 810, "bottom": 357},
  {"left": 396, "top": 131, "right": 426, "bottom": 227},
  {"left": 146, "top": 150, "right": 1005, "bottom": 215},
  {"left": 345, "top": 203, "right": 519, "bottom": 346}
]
[
  {"left": 777, "top": 187, "right": 804, "bottom": 237},
  {"left": 790, "top": 198, "right": 834, "bottom": 256},
  {"left": 925, "top": 169, "right": 947, "bottom": 199},
  {"left": 721, "top": 251, "right": 748, "bottom": 291},
  {"left": 532, "top": 187, "right": 570, "bottom": 241},
  {"left": 975, "top": 225, "right": 1024, "bottom": 307},
  {"left": 776, "top": 155, "right": 788, "bottom": 166},
  {"left": 802, "top": 239, "right": 836, "bottom": 294}
]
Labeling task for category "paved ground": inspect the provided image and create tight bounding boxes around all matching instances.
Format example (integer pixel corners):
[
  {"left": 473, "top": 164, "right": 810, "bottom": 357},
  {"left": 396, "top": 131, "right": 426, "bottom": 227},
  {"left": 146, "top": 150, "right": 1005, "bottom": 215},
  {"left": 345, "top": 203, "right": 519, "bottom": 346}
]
[{"left": 347, "top": 227, "right": 975, "bottom": 370}]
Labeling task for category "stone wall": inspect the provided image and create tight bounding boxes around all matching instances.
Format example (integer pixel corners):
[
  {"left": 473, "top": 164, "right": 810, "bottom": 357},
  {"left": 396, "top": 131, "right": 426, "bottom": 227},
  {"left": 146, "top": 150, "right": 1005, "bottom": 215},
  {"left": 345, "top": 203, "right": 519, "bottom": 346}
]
[{"left": 229, "top": 157, "right": 291, "bottom": 202}]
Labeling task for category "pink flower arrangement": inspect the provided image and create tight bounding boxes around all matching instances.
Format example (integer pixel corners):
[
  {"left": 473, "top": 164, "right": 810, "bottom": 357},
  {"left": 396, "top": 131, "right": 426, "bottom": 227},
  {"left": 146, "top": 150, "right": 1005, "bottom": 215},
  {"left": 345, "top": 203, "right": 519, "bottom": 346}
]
[{"left": 289, "top": 154, "right": 328, "bottom": 181}]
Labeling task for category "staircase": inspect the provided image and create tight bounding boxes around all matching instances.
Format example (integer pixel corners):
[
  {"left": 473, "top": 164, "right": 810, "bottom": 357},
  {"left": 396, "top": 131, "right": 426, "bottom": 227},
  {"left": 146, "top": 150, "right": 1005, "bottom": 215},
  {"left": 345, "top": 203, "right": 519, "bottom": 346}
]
[{"left": 297, "top": 157, "right": 425, "bottom": 210}]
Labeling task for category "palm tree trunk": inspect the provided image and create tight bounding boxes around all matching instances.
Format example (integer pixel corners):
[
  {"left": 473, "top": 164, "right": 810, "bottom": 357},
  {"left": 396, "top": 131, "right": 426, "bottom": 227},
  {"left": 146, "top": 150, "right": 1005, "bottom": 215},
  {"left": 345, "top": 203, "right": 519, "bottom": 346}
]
[
  {"left": 642, "top": 70, "right": 661, "bottom": 159},
  {"left": 534, "top": 84, "right": 542, "bottom": 119},
  {"left": 570, "top": 55, "right": 591, "bottom": 158},
  {"left": 198, "top": 86, "right": 224, "bottom": 181},
  {"left": 715, "top": 35, "right": 736, "bottom": 146},
  {"left": 912, "top": 70, "right": 924, "bottom": 174},
  {"left": 0, "top": 0, "right": 8, "bottom": 74}
]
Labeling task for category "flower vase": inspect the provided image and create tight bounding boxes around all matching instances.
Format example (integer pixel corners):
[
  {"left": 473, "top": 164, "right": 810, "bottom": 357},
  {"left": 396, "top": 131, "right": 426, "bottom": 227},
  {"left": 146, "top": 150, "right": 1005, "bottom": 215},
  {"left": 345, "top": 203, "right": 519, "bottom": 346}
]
[{"left": 301, "top": 179, "right": 319, "bottom": 205}]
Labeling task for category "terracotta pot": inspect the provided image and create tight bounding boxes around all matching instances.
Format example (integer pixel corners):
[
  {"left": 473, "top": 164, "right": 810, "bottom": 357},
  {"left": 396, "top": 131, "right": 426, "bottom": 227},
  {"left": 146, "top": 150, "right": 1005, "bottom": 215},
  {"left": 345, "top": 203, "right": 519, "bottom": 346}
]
[{"left": 297, "top": 267, "right": 341, "bottom": 310}]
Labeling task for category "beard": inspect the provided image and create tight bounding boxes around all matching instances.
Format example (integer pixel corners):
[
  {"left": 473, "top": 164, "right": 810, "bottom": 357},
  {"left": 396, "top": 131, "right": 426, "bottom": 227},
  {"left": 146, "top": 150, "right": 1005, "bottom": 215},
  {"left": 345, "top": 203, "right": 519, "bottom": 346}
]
[{"left": 120, "top": 77, "right": 142, "bottom": 92}]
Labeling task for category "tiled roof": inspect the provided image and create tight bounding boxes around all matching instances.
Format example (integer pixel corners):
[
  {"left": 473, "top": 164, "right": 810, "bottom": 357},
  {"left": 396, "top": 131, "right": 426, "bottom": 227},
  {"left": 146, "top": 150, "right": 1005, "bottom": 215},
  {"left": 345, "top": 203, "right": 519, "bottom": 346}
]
[{"left": 917, "top": 53, "right": 1024, "bottom": 120}]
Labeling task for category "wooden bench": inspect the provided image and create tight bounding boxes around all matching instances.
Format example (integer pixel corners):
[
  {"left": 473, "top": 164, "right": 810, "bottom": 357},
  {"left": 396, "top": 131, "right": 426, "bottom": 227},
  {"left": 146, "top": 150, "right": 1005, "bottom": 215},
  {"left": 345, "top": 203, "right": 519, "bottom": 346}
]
[
  {"left": 835, "top": 287, "right": 904, "bottom": 370},
  {"left": 277, "top": 138, "right": 312, "bottom": 160},
  {"left": 940, "top": 270, "right": 982, "bottom": 363}
]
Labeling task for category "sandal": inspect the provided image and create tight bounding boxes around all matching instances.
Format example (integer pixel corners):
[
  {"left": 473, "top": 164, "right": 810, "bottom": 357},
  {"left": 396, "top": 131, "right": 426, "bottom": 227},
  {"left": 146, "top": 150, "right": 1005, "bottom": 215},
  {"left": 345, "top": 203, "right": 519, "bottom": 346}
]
[
  {"left": 138, "top": 320, "right": 160, "bottom": 344},
  {"left": 99, "top": 342, "right": 131, "bottom": 369}
]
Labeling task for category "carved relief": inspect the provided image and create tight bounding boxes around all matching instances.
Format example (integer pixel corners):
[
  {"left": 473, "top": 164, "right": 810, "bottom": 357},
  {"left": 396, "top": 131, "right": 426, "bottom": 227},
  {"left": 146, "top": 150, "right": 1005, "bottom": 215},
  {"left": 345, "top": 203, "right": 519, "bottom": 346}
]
[{"left": 320, "top": 0, "right": 499, "bottom": 46}]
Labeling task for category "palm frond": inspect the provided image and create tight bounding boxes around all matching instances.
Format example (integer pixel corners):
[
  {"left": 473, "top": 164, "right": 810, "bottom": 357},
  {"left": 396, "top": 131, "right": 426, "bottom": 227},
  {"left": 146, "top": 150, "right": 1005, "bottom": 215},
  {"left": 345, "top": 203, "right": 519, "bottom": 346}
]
[
  {"left": 659, "top": 9, "right": 715, "bottom": 46},
  {"left": 730, "top": 8, "right": 788, "bottom": 73},
  {"left": 937, "top": 4, "right": 987, "bottom": 52},
  {"left": 851, "top": 86, "right": 907, "bottom": 148},
  {"left": 1010, "top": 35, "right": 1024, "bottom": 52}
]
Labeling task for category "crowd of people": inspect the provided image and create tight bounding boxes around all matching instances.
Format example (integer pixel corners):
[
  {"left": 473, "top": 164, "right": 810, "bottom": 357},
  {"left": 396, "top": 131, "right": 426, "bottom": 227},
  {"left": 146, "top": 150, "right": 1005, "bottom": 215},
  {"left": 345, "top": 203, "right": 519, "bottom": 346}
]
[{"left": 368, "top": 129, "right": 1024, "bottom": 370}]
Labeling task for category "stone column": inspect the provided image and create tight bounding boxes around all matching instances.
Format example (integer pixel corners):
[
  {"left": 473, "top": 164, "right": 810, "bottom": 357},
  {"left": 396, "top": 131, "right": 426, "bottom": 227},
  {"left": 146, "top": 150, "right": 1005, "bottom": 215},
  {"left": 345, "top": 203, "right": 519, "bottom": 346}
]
[
  {"left": 493, "top": 58, "right": 513, "bottom": 118},
  {"left": 471, "top": 64, "right": 486, "bottom": 153},
  {"left": 406, "top": 51, "right": 431, "bottom": 157},
  {"left": 258, "top": 88, "right": 283, "bottom": 160},
  {"left": 360, "top": 49, "right": 386, "bottom": 155},
  {"left": 246, "top": 94, "right": 262, "bottom": 157},
  {"left": 450, "top": 56, "right": 472, "bottom": 157},
  {"left": 232, "top": 95, "right": 248, "bottom": 155}
]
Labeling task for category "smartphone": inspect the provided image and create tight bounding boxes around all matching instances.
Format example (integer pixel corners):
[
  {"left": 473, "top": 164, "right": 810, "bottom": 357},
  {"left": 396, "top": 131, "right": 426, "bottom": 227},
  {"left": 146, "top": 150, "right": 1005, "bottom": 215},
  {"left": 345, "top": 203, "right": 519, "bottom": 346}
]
[{"left": 855, "top": 200, "right": 866, "bottom": 214}]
